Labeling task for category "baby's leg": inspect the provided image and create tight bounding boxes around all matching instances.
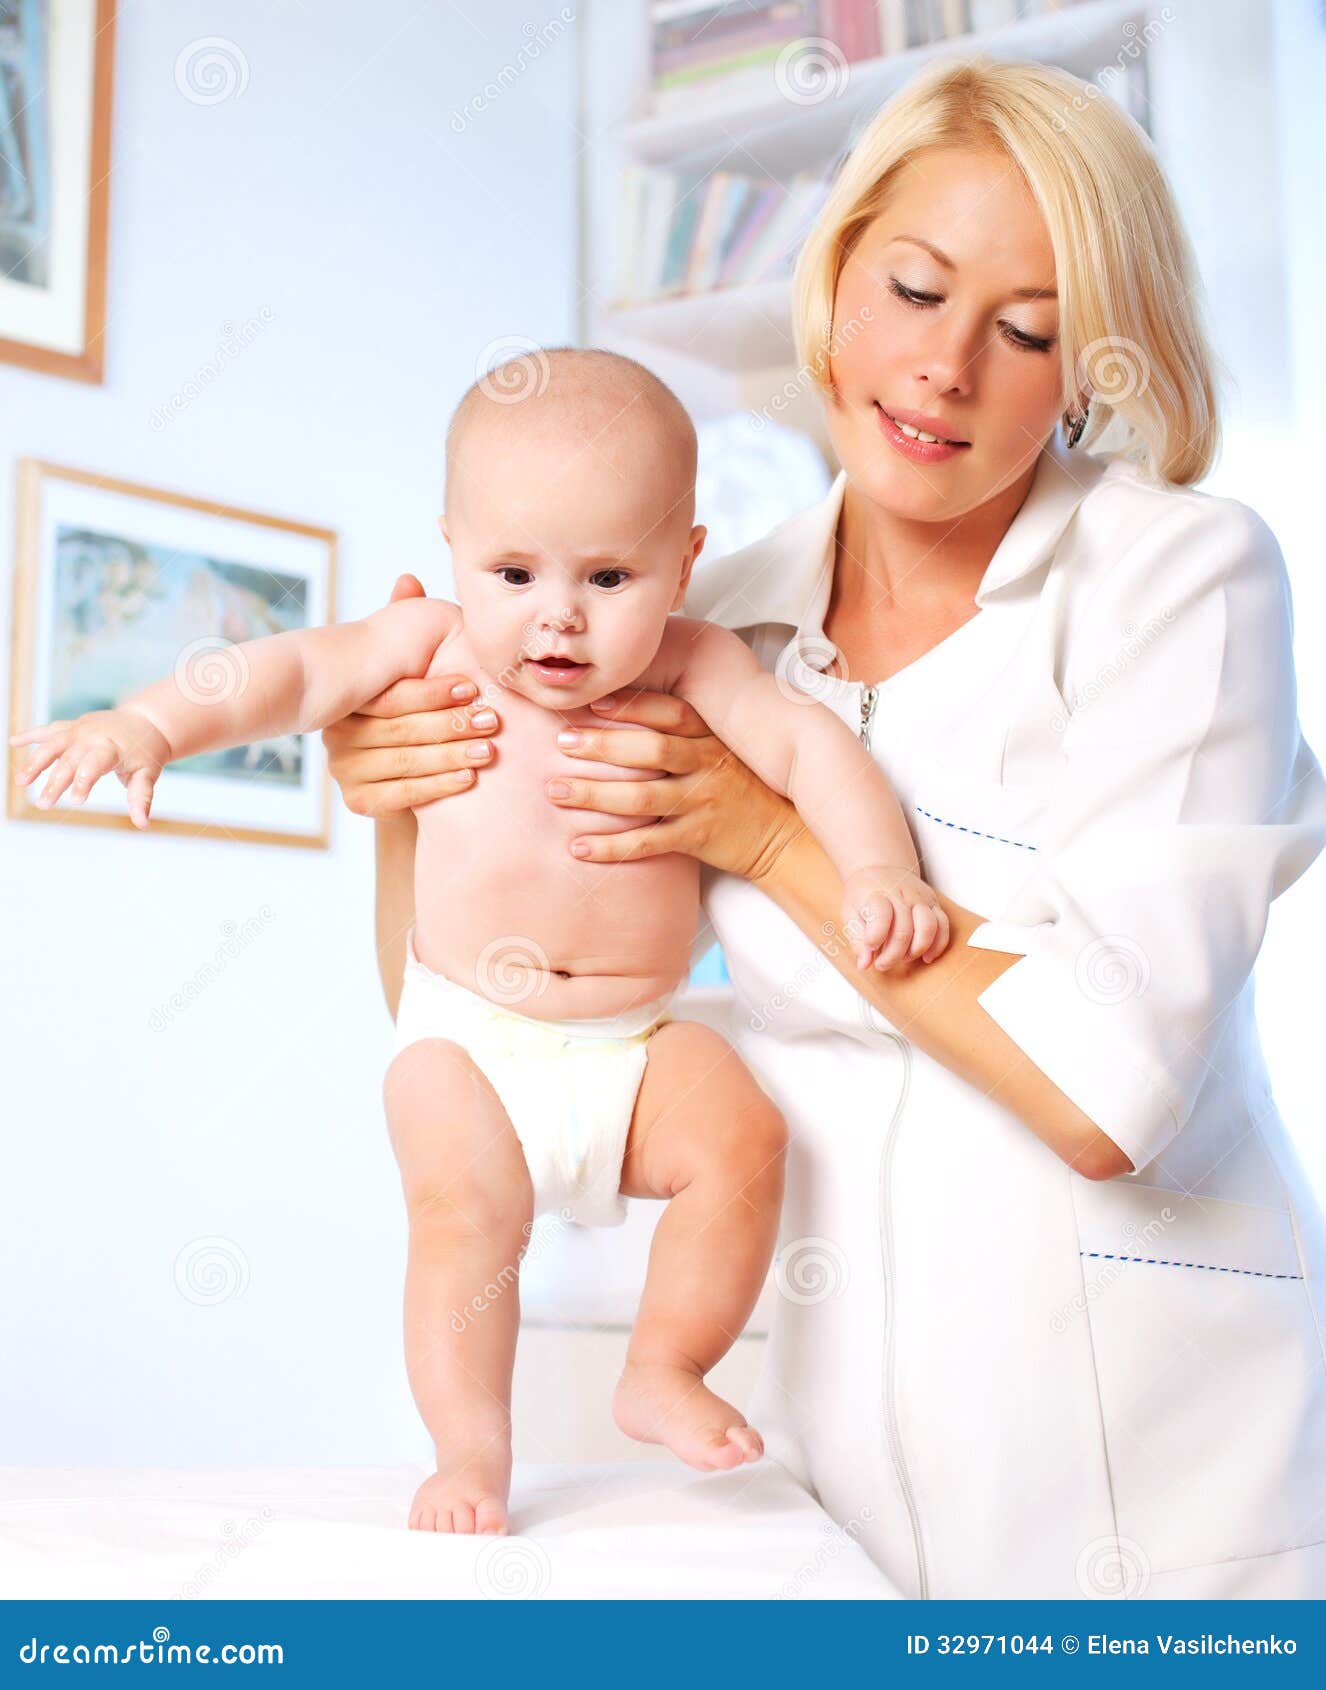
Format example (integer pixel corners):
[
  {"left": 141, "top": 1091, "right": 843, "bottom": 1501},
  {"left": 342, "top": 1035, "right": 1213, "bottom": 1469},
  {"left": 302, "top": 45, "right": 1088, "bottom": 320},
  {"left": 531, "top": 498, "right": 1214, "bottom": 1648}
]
[
  {"left": 383, "top": 1038, "right": 534, "bottom": 1534},
  {"left": 613, "top": 1021, "right": 787, "bottom": 1471}
]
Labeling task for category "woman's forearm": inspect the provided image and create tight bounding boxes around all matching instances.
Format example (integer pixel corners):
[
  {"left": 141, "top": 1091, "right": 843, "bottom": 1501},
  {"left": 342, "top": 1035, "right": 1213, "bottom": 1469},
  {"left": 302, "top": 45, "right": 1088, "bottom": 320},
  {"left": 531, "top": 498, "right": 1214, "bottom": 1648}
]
[
  {"left": 375, "top": 811, "right": 419, "bottom": 1021},
  {"left": 756, "top": 825, "right": 1132, "bottom": 1179}
]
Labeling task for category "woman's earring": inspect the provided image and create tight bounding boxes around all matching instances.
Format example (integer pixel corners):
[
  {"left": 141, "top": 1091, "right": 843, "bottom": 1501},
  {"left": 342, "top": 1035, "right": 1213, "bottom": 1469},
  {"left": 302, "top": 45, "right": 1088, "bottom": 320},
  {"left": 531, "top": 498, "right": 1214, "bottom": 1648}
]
[{"left": 1065, "top": 399, "right": 1090, "bottom": 449}]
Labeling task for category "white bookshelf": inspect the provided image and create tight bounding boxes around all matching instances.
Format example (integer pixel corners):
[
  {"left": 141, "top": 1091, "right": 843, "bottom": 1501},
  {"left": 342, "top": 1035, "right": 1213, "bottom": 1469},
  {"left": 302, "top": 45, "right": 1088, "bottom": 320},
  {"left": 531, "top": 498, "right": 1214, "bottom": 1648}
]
[
  {"left": 608, "top": 277, "right": 795, "bottom": 371},
  {"left": 622, "top": 0, "right": 1148, "bottom": 174},
  {"left": 576, "top": 0, "right": 1290, "bottom": 450}
]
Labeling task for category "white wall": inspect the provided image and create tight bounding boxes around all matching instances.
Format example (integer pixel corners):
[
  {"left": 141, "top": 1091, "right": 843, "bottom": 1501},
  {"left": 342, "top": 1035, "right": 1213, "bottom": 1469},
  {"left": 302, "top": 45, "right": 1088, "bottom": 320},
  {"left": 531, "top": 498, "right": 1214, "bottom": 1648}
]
[
  {"left": 1271, "top": 0, "right": 1326, "bottom": 430},
  {"left": 0, "top": 1, "right": 579, "bottom": 1464},
  {"left": 1148, "top": 0, "right": 1290, "bottom": 430},
  {"left": 1227, "top": 0, "right": 1326, "bottom": 1208}
]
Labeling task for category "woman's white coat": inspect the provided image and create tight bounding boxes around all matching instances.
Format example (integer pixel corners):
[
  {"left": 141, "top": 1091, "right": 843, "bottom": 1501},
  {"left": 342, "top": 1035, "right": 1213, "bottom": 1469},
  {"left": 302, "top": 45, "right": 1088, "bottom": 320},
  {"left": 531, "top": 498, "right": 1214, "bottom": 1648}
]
[{"left": 682, "top": 434, "right": 1326, "bottom": 1598}]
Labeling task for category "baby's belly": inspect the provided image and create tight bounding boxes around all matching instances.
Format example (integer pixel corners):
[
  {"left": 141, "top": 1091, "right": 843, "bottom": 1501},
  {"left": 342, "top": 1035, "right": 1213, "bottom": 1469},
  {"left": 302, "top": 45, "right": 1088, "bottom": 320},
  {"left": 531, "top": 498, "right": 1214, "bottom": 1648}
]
[{"left": 410, "top": 763, "right": 701, "bottom": 1021}]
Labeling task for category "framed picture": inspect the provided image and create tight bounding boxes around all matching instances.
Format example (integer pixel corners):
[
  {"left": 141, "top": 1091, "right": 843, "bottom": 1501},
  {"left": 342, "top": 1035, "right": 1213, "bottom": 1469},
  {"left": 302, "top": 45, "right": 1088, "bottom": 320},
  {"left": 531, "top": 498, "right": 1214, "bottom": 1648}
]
[
  {"left": 0, "top": 0, "right": 115, "bottom": 383},
  {"left": 7, "top": 459, "right": 338, "bottom": 848}
]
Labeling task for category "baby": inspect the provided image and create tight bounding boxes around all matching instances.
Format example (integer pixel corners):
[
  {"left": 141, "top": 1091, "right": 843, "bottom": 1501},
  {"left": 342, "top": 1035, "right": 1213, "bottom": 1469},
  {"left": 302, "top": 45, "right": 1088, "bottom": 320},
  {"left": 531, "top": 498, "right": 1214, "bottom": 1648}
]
[{"left": 10, "top": 348, "right": 949, "bottom": 1535}]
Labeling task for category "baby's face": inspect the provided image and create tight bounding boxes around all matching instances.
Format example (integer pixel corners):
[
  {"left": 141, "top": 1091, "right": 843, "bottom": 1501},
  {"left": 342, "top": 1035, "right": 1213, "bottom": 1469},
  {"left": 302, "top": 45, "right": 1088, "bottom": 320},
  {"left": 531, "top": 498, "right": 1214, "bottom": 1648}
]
[{"left": 442, "top": 431, "right": 704, "bottom": 708}]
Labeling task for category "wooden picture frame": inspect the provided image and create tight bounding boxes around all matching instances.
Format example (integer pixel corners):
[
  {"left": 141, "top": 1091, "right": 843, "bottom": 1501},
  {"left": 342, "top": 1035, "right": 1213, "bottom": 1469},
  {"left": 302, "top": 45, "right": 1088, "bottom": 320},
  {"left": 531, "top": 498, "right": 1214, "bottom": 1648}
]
[
  {"left": 7, "top": 459, "right": 338, "bottom": 849},
  {"left": 0, "top": 0, "right": 116, "bottom": 384}
]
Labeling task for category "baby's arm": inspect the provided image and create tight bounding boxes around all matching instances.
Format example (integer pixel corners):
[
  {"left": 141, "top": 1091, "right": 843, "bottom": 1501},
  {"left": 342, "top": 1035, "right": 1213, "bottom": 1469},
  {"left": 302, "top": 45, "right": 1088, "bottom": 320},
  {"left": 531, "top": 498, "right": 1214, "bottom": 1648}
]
[
  {"left": 9, "top": 597, "right": 461, "bottom": 827},
  {"left": 669, "top": 619, "right": 948, "bottom": 969}
]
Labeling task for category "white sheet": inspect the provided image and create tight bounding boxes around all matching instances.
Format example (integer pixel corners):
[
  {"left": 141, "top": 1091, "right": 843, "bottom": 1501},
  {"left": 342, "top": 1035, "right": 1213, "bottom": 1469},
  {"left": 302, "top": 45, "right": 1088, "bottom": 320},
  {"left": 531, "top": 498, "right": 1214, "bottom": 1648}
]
[{"left": 0, "top": 1461, "right": 899, "bottom": 1600}]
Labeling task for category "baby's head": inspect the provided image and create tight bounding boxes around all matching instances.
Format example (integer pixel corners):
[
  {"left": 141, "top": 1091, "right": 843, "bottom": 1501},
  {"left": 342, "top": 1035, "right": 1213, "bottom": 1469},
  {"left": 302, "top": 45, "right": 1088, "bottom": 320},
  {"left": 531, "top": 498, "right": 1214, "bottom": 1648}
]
[{"left": 439, "top": 347, "right": 705, "bottom": 707}]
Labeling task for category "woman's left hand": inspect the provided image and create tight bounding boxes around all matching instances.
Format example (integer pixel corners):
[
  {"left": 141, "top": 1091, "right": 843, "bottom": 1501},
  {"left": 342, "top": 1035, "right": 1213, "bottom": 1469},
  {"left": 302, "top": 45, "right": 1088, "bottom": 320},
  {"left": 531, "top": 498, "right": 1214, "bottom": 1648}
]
[{"left": 547, "top": 687, "right": 799, "bottom": 881}]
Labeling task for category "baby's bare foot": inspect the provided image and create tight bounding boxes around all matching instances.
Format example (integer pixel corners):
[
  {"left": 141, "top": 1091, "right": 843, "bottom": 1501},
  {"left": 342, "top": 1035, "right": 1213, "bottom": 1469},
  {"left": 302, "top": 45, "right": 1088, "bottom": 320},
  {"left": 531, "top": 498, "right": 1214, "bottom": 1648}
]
[
  {"left": 409, "top": 1432, "right": 512, "bottom": 1534},
  {"left": 612, "top": 1359, "right": 764, "bottom": 1471}
]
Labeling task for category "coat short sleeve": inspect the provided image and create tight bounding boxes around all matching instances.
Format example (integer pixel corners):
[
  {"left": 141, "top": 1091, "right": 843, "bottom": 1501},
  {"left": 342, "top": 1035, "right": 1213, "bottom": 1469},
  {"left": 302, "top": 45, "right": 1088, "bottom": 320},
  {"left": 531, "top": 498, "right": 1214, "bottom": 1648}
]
[{"left": 968, "top": 494, "right": 1326, "bottom": 1174}]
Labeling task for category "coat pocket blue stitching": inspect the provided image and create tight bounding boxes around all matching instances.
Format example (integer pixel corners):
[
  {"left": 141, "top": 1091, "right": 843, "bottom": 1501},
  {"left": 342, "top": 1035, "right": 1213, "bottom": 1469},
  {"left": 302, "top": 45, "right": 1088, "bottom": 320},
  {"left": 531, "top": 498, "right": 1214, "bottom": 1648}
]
[
  {"left": 913, "top": 804, "right": 1039, "bottom": 851},
  {"left": 1081, "top": 1250, "right": 1303, "bottom": 1281}
]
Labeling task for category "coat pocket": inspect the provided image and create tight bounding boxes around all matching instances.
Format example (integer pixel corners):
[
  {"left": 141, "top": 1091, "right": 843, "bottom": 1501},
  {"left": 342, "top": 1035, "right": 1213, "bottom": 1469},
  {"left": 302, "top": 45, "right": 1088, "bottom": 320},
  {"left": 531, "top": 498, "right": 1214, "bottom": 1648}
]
[
  {"left": 1070, "top": 1178, "right": 1326, "bottom": 1582},
  {"left": 909, "top": 768, "right": 1051, "bottom": 918}
]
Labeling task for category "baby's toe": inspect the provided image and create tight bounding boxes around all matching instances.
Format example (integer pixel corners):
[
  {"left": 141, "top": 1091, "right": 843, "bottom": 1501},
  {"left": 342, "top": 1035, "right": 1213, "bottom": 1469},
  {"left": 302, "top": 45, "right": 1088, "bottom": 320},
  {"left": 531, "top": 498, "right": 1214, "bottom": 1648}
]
[
  {"left": 411, "top": 1502, "right": 437, "bottom": 1532},
  {"left": 727, "top": 1425, "right": 764, "bottom": 1463},
  {"left": 452, "top": 1500, "right": 477, "bottom": 1535},
  {"left": 475, "top": 1497, "right": 508, "bottom": 1535},
  {"left": 700, "top": 1431, "right": 746, "bottom": 1470}
]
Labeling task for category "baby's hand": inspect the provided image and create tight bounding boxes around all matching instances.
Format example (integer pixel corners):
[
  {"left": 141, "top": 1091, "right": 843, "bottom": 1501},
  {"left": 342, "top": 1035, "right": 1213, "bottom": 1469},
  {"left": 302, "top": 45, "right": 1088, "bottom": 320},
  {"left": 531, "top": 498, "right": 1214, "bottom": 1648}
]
[
  {"left": 841, "top": 865, "right": 950, "bottom": 971},
  {"left": 9, "top": 707, "right": 171, "bottom": 829}
]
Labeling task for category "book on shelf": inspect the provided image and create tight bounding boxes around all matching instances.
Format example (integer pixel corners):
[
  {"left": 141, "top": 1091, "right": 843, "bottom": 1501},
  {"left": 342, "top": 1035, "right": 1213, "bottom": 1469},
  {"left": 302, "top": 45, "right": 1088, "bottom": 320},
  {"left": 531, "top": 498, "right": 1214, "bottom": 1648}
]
[
  {"left": 648, "top": 0, "right": 1098, "bottom": 113},
  {"left": 615, "top": 165, "right": 832, "bottom": 308}
]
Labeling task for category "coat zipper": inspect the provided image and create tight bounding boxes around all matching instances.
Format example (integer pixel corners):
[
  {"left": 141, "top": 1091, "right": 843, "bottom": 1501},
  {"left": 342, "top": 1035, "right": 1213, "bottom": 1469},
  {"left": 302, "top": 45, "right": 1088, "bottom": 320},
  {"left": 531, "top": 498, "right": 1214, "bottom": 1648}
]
[
  {"left": 857, "top": 675, "right": 928, "bottom": 1594},
  {"left": 877, "top": 1032, "right": 929, "bottom": 1597},
  {"left": 859, "top": 683, "right": 879, "bottom": 749}
]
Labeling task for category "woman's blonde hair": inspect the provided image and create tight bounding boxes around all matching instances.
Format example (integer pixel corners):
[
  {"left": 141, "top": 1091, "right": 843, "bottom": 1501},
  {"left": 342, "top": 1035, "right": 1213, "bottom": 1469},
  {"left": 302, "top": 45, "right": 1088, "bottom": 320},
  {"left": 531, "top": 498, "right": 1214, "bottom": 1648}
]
[{"left": 793, "top": 55, "right": 1221, "bottom": 485}]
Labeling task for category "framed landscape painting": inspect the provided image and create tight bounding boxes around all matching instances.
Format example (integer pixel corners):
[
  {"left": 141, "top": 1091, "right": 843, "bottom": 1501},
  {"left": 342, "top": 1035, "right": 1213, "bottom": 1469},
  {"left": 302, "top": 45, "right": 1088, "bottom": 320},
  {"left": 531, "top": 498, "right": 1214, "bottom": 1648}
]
[
  {"left": 0, "top": 0, "right": 115, "bottom": 383},
  {"left": 7, "top": 460, "right": 338, "bottom": 847}
]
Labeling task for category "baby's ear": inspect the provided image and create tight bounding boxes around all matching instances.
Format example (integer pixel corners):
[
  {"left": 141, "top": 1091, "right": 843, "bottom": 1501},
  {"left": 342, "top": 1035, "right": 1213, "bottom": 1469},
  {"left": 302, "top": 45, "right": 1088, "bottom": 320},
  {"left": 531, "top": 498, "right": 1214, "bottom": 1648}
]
[{"left": 674, "top": 524, "right": 706, "bottom": 604}]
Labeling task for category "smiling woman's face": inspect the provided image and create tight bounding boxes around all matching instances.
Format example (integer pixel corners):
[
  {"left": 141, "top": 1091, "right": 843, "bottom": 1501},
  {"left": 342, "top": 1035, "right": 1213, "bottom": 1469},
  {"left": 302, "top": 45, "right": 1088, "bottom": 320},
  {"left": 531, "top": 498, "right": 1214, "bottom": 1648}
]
[{"left": 825, "top": 144, "right": 1070, "bottom": 521}]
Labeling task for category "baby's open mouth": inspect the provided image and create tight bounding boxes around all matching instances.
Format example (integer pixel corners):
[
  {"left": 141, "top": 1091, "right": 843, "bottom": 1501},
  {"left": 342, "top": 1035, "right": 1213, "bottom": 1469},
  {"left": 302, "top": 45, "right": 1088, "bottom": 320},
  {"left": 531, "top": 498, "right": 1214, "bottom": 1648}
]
[{"left": 525, "top": 654, "right": 592, "bottom": 683}]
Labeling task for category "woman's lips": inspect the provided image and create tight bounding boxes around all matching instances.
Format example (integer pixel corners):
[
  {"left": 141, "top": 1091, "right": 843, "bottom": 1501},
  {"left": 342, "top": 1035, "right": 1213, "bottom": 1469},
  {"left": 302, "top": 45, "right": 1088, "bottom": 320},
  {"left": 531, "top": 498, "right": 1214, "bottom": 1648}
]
[
  {"left": 874, "top": 403, "right": 971, "bottom": 464},
  {"left": 526, "top": 657, "right": 591, "bottom": 686}
]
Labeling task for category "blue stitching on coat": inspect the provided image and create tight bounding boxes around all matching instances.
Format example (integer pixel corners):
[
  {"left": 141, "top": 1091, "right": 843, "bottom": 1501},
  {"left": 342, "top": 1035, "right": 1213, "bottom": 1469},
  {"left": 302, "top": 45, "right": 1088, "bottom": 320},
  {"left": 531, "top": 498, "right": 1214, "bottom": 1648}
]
[
  {"left": 914, "top": 805, "right": 1038, "bottom": 851},
  {"left": 1081, "top": 1251, "right": 1302, "bottom": 1281}
]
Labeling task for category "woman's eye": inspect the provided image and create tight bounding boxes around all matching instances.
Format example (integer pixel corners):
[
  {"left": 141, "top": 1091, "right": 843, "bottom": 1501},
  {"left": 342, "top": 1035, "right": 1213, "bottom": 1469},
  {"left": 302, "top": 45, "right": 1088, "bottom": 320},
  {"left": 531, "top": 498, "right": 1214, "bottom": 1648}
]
[
  {"left": 497, "top": 567, "right": 532, "bottom": 586},
  {"left": 891, "top": 276, "right": 1055, "bottom": 354},
  {"left": 888, "top": 277, "right": 942, "bottom": 308},
  {"left": 999, "top": 322, "right": 1056, "bottom": 354},
  {"left": 591, "top": 569, "right": 629, "bottom": 589}
]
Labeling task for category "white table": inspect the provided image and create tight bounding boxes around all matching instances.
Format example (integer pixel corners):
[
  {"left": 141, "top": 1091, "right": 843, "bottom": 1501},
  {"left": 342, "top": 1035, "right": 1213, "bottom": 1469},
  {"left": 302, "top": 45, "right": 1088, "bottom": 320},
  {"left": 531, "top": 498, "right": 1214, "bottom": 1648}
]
[{"left": 0, "top": 1461, "right": 900, "bottom": 1601}]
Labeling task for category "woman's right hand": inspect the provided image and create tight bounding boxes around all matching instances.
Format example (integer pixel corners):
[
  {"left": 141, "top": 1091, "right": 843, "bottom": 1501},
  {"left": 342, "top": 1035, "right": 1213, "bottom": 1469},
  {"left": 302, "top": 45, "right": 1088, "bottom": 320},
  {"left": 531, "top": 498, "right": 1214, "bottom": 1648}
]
[{"left": 322, "top": 573, "right": 499, "bottom": 819}]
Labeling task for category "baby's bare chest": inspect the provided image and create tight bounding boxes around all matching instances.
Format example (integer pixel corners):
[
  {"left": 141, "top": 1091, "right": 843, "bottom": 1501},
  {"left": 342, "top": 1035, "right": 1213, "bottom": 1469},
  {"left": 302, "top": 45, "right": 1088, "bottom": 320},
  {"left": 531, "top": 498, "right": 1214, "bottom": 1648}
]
[
  {"left": 410, "top": 623, "right": 701, "bottom": 971},
  {"left": 417, "top": 632, "right": 668, "bottom": 846}
]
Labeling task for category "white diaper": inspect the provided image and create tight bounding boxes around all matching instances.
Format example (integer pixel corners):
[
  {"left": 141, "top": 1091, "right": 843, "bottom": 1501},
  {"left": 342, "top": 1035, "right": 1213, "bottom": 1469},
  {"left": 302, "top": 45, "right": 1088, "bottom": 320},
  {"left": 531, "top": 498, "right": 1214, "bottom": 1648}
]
[{"left": 391, "top": 930, "right": 677, "bottom": 1228}]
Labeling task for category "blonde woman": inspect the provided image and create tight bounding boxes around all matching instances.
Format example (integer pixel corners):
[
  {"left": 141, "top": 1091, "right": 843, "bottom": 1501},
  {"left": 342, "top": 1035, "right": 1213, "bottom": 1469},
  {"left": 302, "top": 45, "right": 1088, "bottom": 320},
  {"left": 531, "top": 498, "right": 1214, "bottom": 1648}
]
[{"left": 326, "top": 58, "right": 1326, "bottom": 1597}]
